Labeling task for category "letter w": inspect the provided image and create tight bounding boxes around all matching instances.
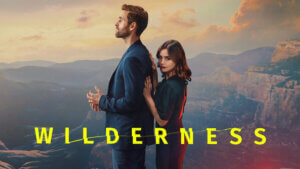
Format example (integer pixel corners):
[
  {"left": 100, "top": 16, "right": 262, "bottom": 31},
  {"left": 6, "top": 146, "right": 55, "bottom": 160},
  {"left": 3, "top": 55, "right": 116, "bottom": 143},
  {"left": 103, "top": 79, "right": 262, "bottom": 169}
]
[{"left": 35, "top": 127, "right": 53, "bottom": 144}]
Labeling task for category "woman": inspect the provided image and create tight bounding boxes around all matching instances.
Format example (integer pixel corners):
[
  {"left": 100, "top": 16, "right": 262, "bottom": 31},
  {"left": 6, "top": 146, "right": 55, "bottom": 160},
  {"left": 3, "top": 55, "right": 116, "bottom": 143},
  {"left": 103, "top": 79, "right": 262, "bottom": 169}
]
[{"left": 143, "top": 40, "right": 192, "bottom": 169}]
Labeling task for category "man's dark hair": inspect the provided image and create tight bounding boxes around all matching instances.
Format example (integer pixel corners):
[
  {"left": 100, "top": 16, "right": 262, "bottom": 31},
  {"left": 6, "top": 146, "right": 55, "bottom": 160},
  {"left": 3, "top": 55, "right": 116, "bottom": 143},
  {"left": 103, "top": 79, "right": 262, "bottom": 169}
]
[{"left": 122, "top": 4, "right": 148, "bottom": 36}]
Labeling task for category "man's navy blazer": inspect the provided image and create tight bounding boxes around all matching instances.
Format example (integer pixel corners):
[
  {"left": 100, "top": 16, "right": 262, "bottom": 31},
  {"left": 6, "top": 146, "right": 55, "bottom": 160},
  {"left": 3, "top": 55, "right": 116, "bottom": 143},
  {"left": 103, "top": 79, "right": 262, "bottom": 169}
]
[{"left": 99, "top": 40, "right": 154, "bottom": 150}]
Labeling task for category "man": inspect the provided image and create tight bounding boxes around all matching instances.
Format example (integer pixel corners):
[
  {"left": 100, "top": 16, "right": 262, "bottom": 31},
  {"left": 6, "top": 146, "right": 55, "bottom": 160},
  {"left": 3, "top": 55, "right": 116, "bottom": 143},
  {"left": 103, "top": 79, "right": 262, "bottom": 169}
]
[{"left": 86, "top": 4, "right": 154, "bottom": 169}]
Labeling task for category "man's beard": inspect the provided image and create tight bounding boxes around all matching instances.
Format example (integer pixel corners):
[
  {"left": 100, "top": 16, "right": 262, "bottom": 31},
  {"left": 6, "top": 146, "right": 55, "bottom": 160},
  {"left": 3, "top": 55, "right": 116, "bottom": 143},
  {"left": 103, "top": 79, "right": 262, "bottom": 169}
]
[{"left": 115, "top": 26, "right": 130, "bottom": 38}]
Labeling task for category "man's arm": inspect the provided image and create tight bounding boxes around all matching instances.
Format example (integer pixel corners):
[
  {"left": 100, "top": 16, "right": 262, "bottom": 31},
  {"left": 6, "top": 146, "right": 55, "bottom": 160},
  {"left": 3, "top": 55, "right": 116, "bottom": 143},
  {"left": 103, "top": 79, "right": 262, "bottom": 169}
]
[{"left": 99, "top": 56, "right": 145, "bottom": 113}]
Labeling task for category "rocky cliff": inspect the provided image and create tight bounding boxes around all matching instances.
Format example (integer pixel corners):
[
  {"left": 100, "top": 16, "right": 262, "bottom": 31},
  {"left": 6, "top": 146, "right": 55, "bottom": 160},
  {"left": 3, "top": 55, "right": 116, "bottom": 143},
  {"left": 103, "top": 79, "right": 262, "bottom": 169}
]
[
  {"left": 189, "top": 40, "right": 300, "bottom": 129},
  {"left": 237, "top": 72, "right": 287, "bottom": 102},
  {"left": 236, "top": 40, "right": 300, "bottom": 129},
  {"left": 271, "top": 39, "right": 300, "bottom": 62},
  {"left": 237, "top": 71, "right": 299, "bottom": 129}
]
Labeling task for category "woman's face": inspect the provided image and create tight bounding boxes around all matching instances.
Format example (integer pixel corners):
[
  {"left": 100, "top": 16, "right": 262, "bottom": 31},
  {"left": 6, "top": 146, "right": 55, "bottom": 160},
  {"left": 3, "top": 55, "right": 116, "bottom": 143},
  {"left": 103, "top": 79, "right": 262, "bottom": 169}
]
[{"left": 158, "top": 49, "right": 176, "bottom": 74}]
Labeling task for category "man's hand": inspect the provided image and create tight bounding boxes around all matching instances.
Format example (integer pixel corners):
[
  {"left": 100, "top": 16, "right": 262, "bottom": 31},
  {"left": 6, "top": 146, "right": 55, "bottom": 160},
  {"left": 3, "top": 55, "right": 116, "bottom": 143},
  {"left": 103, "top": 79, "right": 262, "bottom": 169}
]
[
  {"left": 86, "top": 85, "right": 103, "bottom": 111},
  {"left": 90, "top": 103, "right": 101, "bottom": 111}
]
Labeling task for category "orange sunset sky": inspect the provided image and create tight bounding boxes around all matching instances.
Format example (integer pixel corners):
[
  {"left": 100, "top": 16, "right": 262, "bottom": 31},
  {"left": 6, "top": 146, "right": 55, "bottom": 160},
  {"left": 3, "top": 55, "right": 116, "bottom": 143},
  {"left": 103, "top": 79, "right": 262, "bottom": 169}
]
[{"left": 0, "top": 0, "right": 299, "bottom": 63}]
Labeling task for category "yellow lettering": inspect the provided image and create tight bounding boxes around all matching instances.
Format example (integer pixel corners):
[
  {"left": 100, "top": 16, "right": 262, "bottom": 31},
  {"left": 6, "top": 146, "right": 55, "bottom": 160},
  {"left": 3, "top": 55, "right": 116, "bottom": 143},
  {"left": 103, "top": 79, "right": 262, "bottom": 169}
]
[
  {"left": 230, "top": 128, "right": 242, "bottom": 145},
  {"left": 155, "top": 128, "right": 168, "bottom": 144},
  {"left": 35, "top": 127, "right": 53, "bottom": 144},
  {"left": 207, "top": 128, "right": 217, "bottom": 144},
  {"left": 83, "top": 127, "right": 94, "bottom": 144},
  {"left": 132, "top": 128, "right": 143, "bottom": 144},
  {"left": 65, "top": 127, "right": 70, "bottom": 144},
  {"left": 106, "top": 128, "right": 119, "bottom": 144},
  {"left": 180, "top": 128, "right": 193, "bottom": 144},
  {"left": 254, "top": 128, "right": 266, "bottom": 145}
]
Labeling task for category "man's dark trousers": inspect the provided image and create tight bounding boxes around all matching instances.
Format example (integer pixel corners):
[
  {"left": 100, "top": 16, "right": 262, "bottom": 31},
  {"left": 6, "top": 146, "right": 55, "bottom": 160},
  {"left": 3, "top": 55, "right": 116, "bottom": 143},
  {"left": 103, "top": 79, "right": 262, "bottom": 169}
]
[{"left": 112, "top": 148, "right": 146, "bottom": 169}]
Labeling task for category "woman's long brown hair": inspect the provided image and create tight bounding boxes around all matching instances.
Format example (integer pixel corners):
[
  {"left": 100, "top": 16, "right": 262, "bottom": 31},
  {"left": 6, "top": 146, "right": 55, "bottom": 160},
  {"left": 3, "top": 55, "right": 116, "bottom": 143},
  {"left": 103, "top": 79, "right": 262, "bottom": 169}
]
[{"left": 156, "top": 40, "right": 192, "bottom": 83}]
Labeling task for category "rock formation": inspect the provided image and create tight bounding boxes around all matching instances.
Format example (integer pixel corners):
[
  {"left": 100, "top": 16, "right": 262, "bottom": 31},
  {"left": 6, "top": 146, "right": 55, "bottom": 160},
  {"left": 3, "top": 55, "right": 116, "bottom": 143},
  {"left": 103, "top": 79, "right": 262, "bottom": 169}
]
[{"left": 271, "top": 40, "right": 300, "bottom": 62}]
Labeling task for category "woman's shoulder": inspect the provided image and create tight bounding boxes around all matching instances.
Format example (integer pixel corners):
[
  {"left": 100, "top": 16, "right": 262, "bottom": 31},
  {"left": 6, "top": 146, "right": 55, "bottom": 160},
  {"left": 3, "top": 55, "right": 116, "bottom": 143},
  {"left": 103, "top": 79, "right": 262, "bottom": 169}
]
[
  {"left": 167, "top": 75, "right": 185, "bottom": 85},
  {"left": 165, "top": 76, "right": 186, "bottom": 92},
  {"left": 156, "top": 75, "right": 186, "bottom": 93}
]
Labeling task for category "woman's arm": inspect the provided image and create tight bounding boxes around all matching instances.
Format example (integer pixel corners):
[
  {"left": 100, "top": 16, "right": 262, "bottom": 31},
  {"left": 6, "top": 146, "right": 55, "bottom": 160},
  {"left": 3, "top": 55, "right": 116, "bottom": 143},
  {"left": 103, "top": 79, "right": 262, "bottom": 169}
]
[
  {"left": 143, "top": 76, "right": 167, "bottom": 127},
  {"left": 149, "top": 53, "right": 158, "bottom": 92}
]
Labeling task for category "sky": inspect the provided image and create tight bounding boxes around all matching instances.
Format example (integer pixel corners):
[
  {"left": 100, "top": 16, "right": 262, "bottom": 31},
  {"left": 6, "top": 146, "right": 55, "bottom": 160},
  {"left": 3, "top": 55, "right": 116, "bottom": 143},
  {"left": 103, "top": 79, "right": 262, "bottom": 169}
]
[{"left": 0, "top": 0, "right": 299, "bottom": 63}]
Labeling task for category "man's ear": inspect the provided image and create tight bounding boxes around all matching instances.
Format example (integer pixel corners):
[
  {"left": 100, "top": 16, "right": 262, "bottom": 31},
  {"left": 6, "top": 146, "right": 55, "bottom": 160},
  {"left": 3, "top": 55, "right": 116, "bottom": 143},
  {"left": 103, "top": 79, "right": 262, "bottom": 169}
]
[{"left": 129, "top": 22, "right": 137, "bottom": 32}]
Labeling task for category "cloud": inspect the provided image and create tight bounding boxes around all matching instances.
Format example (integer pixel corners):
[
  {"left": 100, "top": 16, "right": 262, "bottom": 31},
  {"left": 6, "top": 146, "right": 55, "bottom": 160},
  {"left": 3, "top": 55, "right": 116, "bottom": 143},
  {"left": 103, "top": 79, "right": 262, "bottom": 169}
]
[
  {"left": 76, "top": 10, "right": 99, "bottom": 28},
  {"left": 149, "top": 8, "right": 201, "bottom": 39},
  {"left": 161, "top": 8, "right": 201, "bottom": 28},
  {"left": 21, "top": 35, "right": 44, "bottom": 41},
  {"left": 1, "top": 0, "right": 299, "bottom": 62},
  {"left": 186, "top": 0, "right": 300, "bottom": 54},
  {"left": 0, "top": 0, "right": 107, "bottom": 13},
  {"left": 78, "top": 16, "right": 89, "bottom": 23},
  {"left": 230, "top": 0, "right": 300, "bottom": 31},
  {"left": 0, "top": 0, "right": 185, "bottom": 13}
]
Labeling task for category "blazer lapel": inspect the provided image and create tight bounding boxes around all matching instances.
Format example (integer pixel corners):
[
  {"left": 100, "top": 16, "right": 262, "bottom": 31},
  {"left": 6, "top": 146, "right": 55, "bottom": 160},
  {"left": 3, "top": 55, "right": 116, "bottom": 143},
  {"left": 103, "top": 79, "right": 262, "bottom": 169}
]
[
  {"left": 107, "top": 55, "right": 126, "bottom": 96},
  {"left": 106, "top": 40, "right": 138, "bottom": 96}
]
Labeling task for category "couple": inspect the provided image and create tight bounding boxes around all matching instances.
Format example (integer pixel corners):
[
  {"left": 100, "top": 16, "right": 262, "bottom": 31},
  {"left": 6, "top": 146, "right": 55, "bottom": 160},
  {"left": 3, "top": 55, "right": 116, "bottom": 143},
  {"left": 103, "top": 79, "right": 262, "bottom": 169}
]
[{"left": 86, "top": 4, "right": 191, "bottom": 169}]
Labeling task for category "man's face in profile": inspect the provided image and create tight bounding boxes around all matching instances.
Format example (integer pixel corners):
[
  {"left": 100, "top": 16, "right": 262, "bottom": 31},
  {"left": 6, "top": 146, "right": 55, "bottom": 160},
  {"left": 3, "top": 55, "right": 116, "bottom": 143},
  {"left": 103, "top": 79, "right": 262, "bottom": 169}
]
[{"left": 115, "top": 10, "right": 131, "bottom": 38}]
